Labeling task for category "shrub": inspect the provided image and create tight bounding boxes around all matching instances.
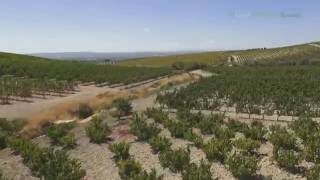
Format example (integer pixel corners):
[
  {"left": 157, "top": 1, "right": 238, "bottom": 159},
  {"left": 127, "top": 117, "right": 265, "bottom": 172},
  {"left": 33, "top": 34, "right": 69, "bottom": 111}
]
[
  {"left": 306, "top": 164, "right": 320, "bottom": 180},
  {"left": 268, "top": 125, "right": 297, "bottom": 150},
  {"left": 39, "top": 149, "right": 86, "bottom": 180},
  {"left": 243, "top": 122, "right": 267, "bottom": 142},
  {"left": 58, "top": 133, "right": 77, "bottom": 149},
  {"left": 130, "top": 114, "right": 161, "bottom": 141},
  {"left": 182, "top": 160, "right": 212, "bottom": 180},
  {"left": 118, "top": 159, "right": 142, "bottom": 179},
  {"left": 47, "top": 123, "right": 75, "bottom": 146},
  {"left": 227, "top": 152, "right": 258, "bottom": 179},
  {"left": 148, "top": 136, "right": 172, "bottom": 154},
  {"left": 184, "top": 131, "right": 204, "bottom": 148},
  {"left": 0, "top": 118, "right": 25, "bottom": 133},
  {"left": 274, "top": 148, "right": 301, "bottom": 172},
  {"left": 234, "top": 137, "right": 261, "bottom": 155},
  {"left": 0, "top": 131, "right": 7, "bottom": 149},
  {"left": 203, "top": 138, "right": 232, "bottom": 163},
  {"left": 226, "top": 119, "right": 248, "bottom": 133},
  {"left": 112, "top": 98, "right": 132, "bottom": 118},
  {"left": 198, "top": 117, "right": 219, "bottom": 135},
  {"left": 304, "top": 133, "right": 320, "bottom": 163},
  {"left": 85, "top": 116, "right": 111, "bottom": 144},
  {"left": 177, "top": 110, "right": 203, "bottom": 127},
  {"left": 167, "top": 121, "right": 189, "bottom": 139},
  {"left": 214, "top": 127, "right": 235, "bottom": 140},
  {"left": 159, "top": 148, "right": 190, "bottom": 172},
  {"left": 290, "top": 116, "right": 319, "bottom": 142},
  {"left": 132, "top": 168, "right": 163, "bottom": 180},
  {"left": 78, "top": 103, "right": 93, "bottom": 119},
  {"left": 145, "top": 108, "right": 169, "bottom": 124},
  {"left": 109, "top": 142, "right": 130, "bottom": 162},
  {"left": 8, "top": 138, "right": 85, "bottom": 179}
]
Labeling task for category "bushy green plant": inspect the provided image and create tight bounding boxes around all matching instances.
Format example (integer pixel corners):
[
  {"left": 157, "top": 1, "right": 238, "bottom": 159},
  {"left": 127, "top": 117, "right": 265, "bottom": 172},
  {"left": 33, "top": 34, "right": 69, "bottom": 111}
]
[
  {"left": 0, "top": 131, "right": 7, "bottom": 149},
  {"left": 274, "top": 148, "right": 301, "bottom": 172},
  {"left": 58, "top": 133, "right": 77, "bottom": 149},
  {"left": 234, "top": 137, "right": 261, "bottom": 155},
  {"left": 227, "top": 152, "right": 258, "bottom": 179},
  {"left": 145, "top": 108, "right": 169, "bottom": 124},
  {"left": 109, "top": 142, "right": 130, "bottom": 162},
  {"left": 304, "top": 133, "right": 320, "bottom": 163},
  {"left": 118, "top": 159, "right": 142, "bottom": 179},
  {"left": 0, "top": 118, "right": 26, "bottom": 134},
  {"left": 47, "top": 122, "right": 75, "bottom": 147},
  {"left": 243, "top": 121, "right": 267, "bottom": 142},
  {"left": 198, "top": 117, "right": 219, "bottom": 135},
  {"left": 306, "top": 164, "right": 320, "bottom": 180},
  {"left": 8, "top": 138, "right": 85, "bottom": 179},
  {"left": 78, "top": 103, "right": 93, "bottom": 119},
  {"left": 132, "top": 168, "right": 163, "bottom": 180},
  {"left": 226, "top": 119, "right": 248, "bottom": 133},
  {"left": 148, "top": 136, "right": 172, "bottom": 154},
  {"left": 268, "top": 125, "right": 297, "bottom": 150},
  {"left": 85, "top": 116, "right": 111, "bottom": 144},
  {"left": 167, "top": 121, "right": 189, "bottom": 139},
  {"left": 214, "top": 127, "right": 235, "bottom": 140},
  {"left": 38, "top": 149, "right": 86, "bottom": 180},
  {"left": 159, "top": 148, "right": 190, "bottom": 172},
  {"left": 203, "top": 138, "right": 232, "bottom": 163},
  {"left": 184, "top": 131, "right": 204, "bottom": 148},
  {"left": 290, "top": 117, "right": 319, "bottom": 142},
  {"left": 182, "top": 160, "right": 212, "bottom": 180},
  {"left": 112, "top": 98, "right": 132, "bottom": 118},
  {"left": 130, "top": 114, "right": 161, "bottom": 141}
]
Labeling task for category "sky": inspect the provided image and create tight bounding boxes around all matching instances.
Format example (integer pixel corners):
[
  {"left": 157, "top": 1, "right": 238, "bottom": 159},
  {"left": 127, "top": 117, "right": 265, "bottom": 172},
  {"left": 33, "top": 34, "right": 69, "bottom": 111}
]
[{"left": 0, "top": 0, "right": 319, "bottom": 53}]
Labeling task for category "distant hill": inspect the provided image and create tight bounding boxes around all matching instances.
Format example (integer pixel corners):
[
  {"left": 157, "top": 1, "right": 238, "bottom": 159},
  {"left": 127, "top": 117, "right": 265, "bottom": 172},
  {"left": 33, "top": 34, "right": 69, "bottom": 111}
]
[
  {"left": 30, "top": 51, "right": 198, "bottom": 61},
  {"left": 119, "top": 42, "right": 320, "bottom": 67}
]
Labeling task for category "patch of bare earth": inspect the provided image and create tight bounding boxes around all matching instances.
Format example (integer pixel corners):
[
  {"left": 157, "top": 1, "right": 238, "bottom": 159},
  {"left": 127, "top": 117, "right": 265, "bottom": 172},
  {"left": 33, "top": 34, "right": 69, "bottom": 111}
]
[{"left": 0, "top": 148, "right": 38, "bottom": 180}]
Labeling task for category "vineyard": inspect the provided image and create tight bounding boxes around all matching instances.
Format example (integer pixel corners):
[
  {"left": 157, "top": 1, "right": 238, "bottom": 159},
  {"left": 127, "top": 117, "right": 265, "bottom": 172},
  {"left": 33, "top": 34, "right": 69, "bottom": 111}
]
[
  {"left": 0, "top": 52, "right": 171, "bottom": 84},
  {"left": 156, "top": 65, "right": 320, "bottom": 120},
  {"left": 119, "top": 42, "right": 320, "bottom": 67},
  {"left": 229, "top": 44, "right": 320, "bottom": 65},
  {"left": 0, "top": 75, "right": 76, "bottom": 104}
]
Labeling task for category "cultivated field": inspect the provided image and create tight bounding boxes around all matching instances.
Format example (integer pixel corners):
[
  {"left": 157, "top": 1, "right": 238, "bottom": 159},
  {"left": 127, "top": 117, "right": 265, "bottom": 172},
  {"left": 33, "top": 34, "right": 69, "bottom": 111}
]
[{"left": 1, "top": 41, "right": 320, "bottom": 180}]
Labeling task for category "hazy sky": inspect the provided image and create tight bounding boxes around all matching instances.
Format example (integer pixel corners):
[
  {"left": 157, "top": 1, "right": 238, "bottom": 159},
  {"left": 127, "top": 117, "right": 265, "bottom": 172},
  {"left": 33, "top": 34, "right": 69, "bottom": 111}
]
[{"left": 1, "top": 0, "right": 319, "bottom": 53}]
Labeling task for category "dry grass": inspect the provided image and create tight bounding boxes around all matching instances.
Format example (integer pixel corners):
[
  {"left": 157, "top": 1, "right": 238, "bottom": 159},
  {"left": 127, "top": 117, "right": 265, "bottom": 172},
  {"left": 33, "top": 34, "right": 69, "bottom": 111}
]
[{"left": 22, "top": 72, "right": 198, "bottom": 137}]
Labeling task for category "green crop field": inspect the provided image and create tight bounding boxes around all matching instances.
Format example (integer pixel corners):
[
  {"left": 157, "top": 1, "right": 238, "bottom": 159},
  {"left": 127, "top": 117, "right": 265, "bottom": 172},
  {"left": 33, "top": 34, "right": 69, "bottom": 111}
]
[
  {"left": 119, "top": 42, "right": 320, "bottom": 67},
  {"left": 0, "top": 52, "right": 171, "bottom": 84}
]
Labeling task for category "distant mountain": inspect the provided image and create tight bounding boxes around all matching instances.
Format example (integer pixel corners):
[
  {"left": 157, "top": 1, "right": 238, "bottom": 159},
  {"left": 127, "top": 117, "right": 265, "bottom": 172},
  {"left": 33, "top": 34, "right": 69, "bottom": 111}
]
[{"left": 30, "top": 51, "right": 198, "bottom": 61}]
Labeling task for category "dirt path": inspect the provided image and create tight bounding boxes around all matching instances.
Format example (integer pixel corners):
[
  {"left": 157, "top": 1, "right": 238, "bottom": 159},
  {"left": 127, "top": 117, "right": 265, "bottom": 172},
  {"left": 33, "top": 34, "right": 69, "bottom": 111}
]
[
  {"left": 0, "top": 85, "right": 117, "bottom": 120},
  {"left": 14, "top": 72, "right": 201, "bottom": 137}
]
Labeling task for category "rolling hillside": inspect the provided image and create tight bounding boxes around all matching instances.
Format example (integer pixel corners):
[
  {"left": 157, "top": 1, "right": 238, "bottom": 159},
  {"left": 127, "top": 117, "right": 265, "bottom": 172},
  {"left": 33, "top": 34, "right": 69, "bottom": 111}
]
[{"left": 119, "top": 42, "right": 320, "bottom": 67}]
